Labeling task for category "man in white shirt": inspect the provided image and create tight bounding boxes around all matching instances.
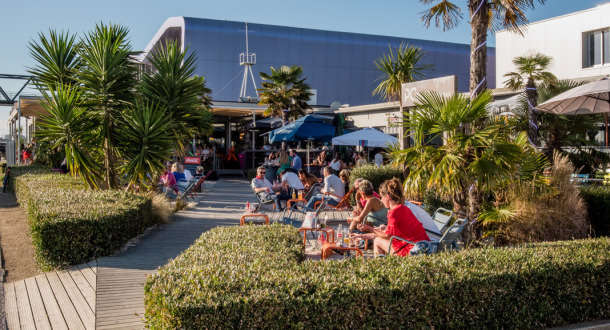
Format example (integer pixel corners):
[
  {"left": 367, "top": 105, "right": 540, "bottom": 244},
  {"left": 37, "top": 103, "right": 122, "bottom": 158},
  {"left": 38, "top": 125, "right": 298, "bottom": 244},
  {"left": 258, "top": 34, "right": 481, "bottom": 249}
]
[
  {"left": 280, "top": 169, "right": 304, "bottom": 194},
  {"left": 304, "top": 166, "right": 345, "bottom": 209},
  {"left": 251, "top": 166, "right": 290, "bottom": 211}
]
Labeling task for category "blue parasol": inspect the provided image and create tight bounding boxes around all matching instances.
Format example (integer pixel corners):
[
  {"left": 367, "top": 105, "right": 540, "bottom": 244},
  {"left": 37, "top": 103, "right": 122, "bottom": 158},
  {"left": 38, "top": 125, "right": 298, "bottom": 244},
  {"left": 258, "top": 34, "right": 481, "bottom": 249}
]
[{"left": 268, "top": 115, "right": 336, "bottom": 143}]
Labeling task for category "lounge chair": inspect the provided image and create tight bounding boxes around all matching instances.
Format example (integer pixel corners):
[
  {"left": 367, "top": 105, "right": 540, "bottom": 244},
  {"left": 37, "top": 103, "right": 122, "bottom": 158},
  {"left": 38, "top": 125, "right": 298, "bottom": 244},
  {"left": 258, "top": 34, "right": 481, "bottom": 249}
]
[
  {"left": 313, "top": 186, "right": 356, "bottom": 211},
  {"left": 387, "top": 217, "right": 468, "bottom": 256},
  {"left": 425, "top": 208, "right": 454, "bottom": 240}
]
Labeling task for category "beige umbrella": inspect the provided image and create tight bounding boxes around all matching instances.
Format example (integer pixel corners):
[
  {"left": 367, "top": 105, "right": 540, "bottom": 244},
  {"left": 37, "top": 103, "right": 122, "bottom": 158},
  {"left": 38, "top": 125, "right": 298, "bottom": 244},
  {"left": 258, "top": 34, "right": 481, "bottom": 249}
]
[{"left": 537, "top": 78, "right": 610, "bottom": 146}]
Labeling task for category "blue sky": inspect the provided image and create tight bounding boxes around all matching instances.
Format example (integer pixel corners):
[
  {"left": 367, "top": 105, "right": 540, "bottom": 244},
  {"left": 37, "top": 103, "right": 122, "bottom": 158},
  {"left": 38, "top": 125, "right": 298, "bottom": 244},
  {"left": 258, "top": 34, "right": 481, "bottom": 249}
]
[{"left": 0, "top": 0, "right": 607, "bottom": 135}]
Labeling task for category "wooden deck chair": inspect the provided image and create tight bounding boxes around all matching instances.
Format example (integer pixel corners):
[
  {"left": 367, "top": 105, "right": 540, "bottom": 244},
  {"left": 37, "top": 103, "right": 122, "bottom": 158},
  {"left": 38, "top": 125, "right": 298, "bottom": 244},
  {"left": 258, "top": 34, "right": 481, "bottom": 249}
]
[
  {"left": 388, "top": 218, "right": 468, "bottom": 256},
  {"left": 176, "top": 180, "right": 198, "bottom": 201},
  {"left": 314, "top": 186, "right": 356, "bottom": 211}
]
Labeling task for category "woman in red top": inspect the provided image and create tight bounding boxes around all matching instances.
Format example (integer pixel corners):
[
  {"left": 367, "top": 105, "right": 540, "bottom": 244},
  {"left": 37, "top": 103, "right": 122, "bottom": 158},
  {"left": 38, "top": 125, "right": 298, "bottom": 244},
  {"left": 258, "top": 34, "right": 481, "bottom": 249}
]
[{"left": 352, "top": 178, "right": 429, "bottom": 257}]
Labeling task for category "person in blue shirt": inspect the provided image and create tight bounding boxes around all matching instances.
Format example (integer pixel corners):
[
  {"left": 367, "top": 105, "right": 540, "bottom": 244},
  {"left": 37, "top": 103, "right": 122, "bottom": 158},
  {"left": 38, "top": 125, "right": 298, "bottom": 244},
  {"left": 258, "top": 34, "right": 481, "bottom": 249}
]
[{"left": 289, "top": 149, "right": 302, "bottom": 171}]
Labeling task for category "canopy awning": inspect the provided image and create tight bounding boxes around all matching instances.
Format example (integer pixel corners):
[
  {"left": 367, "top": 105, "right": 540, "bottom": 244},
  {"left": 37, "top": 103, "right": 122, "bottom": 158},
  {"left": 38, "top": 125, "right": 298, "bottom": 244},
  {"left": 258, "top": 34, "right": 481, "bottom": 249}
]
[{"left": 9, "top": 96, "right": 47, "bottom": 121}]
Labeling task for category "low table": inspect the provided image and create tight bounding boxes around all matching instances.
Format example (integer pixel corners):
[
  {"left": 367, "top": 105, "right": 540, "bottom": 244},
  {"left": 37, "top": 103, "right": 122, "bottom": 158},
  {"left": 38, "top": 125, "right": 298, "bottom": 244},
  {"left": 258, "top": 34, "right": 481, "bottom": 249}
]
[
  {"left": 240, "top": 213, "right": 269, "bottom": 226},
  {"left": 298, "top": 227, "right": 335, "bottom": 247},
  {"left": 321, "top": 242, "right": 363, "bottom": 260},
  {"left": 287, "top": 198, "right": 307, "bottom": 208}
]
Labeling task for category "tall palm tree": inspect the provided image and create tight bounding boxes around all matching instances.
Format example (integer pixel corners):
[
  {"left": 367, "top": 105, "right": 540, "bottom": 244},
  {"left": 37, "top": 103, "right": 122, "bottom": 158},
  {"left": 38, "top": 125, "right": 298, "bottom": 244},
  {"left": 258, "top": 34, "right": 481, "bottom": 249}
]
[
  {"left": 389, "top": 90, "right": 524, "bottom": 228},
  {"left": 373, "top": 43, "right": 432, "bottom": 102},
  {"left": 504, "top": 51, "right": 557, "bottom": 145},
  {"left": 78, "top": 23, "right": 137, "bottom": 189},
  {"left": 140, "top": 41, "right": 214, "bottom": 153},
  {"left": 258, "top": 65, "right": 313, "bottom": 124},
  {"left": 420, "top": 0, "right": 546, "bottom": 97}
]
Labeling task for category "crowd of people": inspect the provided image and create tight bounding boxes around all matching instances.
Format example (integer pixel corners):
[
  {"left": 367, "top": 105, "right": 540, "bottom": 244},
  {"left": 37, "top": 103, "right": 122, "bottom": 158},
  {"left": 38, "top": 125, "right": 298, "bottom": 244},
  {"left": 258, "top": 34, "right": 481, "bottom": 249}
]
[{"left": 250, "top": 149, "right": 431, "bottom": 257}]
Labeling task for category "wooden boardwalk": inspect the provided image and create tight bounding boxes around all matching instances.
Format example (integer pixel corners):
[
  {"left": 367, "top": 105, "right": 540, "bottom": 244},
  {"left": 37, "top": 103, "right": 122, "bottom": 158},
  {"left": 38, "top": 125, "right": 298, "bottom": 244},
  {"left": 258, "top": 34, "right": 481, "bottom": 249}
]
[
  {"left": 4, "top": 180, "right": 354, "bottom": 329},
  {"left": 4, "top": 262, "right": 97, "bottom": 329}
]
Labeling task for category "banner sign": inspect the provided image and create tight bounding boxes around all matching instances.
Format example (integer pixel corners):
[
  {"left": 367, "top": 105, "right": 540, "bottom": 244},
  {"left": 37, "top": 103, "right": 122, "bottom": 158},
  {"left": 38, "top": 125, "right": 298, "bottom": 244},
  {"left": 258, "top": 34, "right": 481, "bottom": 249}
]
[
  {"left": 184, "top": 156, "right": 201, "bottom": 165},
  {"left": 359, "top": 139, "right": 368, "bottom": 147},
  {"left": 401, "top": 75, "right": 457, "bottom": 108}
]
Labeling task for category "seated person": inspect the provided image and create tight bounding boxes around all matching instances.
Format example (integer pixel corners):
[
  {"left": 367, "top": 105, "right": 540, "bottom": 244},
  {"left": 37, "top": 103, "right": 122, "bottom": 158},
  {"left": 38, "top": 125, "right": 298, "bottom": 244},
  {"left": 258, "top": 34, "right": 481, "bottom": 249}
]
[
  {"left": 304, "top": 166, "right": 345, "bottom": 209},
  {"left": 349, "top": 180, "right": 388, "bottom": 230},
  {"left": 280, "top": 169, "right": 304, "bottom": 196},
  {"left": 195, "top": 166, "right": 205, "bottom": 176},
  {"left": 298, "top": 169, "right": 321, "bottom": 199},
  {"left": 251, "top": 166, "right": 290, "bottom": 211},
  {"left": 352, "top": 178, "right": 429, "bottom": 257},
  {"left": 352, "top": 178, "right": 381, "bottom": 217},
  {"left": 182, "top": 164, "right": 193, "bottom": 181},
  {"left": 338, "top": 169, "right": 350, "bottom": 194},
  {"left": 171, "top": 162, "right": 188, "bottom": 187},
  {"left": 315, "top": 151, "right": 327, "bottom": 165},
  {"left": 160, "top": 168, "right": 177, "bottom": 194}
]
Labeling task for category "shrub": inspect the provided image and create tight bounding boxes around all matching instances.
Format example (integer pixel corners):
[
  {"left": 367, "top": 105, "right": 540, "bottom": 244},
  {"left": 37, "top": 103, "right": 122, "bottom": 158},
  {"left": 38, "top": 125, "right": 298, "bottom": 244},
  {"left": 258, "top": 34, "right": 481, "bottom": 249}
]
[
  {"left": 348, "top": 164, "right": 403, "bottom": 191},
  {"left": 246, "top": 167, "right": 258, "bottom": 181},
  {"left": 580, "top": 186, "right": 610, "bottom": 237},
  {"left": 480, "top": 153, "right": 588, "bottom": 245},
  {"left": 145, "top": 225, "right": 610, "bottom": 329},
  {"left": 15, "top": 171, "right": 154, "bottom": 270}
]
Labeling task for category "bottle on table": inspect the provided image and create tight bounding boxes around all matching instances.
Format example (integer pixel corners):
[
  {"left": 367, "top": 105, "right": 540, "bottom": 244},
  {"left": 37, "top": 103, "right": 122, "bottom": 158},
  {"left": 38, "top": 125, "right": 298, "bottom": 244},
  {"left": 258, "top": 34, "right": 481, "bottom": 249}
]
[{"left": 337, "top": 231, "right": 343, "bottom": 247}]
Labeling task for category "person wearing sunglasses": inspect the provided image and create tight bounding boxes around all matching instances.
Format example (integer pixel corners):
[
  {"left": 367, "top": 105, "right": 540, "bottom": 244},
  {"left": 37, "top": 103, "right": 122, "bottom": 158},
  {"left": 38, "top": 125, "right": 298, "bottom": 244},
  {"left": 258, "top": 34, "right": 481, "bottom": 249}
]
[
  {"left": 251, "top": 166, "right": 290, "bottom": 211},
  {"left": 352, "top": 178, "right": 429, "bottom": 257}
]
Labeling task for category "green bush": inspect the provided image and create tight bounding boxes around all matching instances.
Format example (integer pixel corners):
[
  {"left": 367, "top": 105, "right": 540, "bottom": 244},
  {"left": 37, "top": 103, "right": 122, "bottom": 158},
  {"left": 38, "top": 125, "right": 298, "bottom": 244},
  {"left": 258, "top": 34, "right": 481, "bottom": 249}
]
[
  {"left": 348, "top": 164, "right": 403, "bottom": 191},
  {"left": 145, "top": 225, "right": 610, "bottom": 329},
  {"left": 15, "top": 171, "right": 154, "bottom": 270},
  {"left": 580, "top": 186, "right": 610, "bottom": 237},
  {"left": 246, "top": 167, "right": 258, "bottom": 181}
]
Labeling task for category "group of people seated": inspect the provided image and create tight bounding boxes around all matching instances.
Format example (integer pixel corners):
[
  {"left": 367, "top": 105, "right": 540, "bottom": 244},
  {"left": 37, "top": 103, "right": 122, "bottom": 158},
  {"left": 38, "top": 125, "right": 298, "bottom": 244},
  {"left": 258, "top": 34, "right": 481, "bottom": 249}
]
[
  {"left": 349, "top": 178, "right": 430, "bottom": 257},
  {"left": 160, "top": 161, "right": 205, "bottom": 195}
]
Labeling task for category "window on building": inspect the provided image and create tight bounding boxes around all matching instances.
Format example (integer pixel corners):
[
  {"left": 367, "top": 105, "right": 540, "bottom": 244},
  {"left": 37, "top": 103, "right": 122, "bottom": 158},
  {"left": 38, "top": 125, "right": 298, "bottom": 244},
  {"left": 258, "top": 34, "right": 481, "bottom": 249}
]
[{"left": 584, "top": 29, "right": 610, "bottom": 68}]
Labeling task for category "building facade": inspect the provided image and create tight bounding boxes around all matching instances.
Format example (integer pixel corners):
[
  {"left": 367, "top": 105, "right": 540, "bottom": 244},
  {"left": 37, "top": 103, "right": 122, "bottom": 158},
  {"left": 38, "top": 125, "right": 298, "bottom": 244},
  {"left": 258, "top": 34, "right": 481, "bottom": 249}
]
[
  {"left": 140, "top": 17, "right": 495, "bottom": 106},
  {"left": 496, "top": 3, "right": 610, "bottom": 88}
]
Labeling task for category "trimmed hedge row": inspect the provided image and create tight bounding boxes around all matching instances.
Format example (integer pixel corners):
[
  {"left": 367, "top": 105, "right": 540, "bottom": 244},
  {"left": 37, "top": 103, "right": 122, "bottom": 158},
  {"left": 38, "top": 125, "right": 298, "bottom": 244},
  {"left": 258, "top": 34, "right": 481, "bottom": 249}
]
[
  {"left": 580, "top": 186, "right": 610, "bottom": 237},
  {"left": 14, "top": 168, "right": 154, "bottom": 270},
  {"left": 145, "top": 225, "right": 610, "bottom": 329}
]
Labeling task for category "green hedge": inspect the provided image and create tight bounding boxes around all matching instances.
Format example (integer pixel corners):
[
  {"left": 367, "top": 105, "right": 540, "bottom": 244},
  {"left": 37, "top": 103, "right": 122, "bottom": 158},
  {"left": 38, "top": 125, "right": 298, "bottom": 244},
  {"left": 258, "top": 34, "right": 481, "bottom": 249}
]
[
  {"left": 14, "top": 169, "right": 154, "bottom": 270},
  {"left": 348, "top": 164, "right": 403, "bottom": 190},
  {"left": 580, "top": 186, "right": 610, "bottom": 237},
  {"left": 145, "top": 225, "right": 610, "bottom": 329}
]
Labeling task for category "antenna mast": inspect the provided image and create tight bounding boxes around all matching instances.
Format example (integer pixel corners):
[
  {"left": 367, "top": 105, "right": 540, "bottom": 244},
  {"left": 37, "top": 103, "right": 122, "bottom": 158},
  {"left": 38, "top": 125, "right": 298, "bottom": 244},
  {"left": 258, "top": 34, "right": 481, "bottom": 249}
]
[{"left": 239, "top": 22, "right": 258, "bottom": 101}]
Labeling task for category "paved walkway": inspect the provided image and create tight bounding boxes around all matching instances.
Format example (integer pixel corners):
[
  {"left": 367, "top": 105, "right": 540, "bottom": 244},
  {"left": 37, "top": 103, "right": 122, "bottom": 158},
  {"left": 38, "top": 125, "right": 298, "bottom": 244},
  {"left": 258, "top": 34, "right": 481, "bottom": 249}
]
[{"left": 5, "top": 178, "right": 256, "bottom": 329}]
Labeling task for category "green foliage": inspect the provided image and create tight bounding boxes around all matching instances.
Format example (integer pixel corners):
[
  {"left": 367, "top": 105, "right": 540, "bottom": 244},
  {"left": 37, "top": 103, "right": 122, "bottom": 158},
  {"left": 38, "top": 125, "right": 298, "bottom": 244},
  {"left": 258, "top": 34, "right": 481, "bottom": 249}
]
[
  {"left": 259, "top": 65, "right": 313, "bottom": 122},
  {"left": 28, "top": 30, "right": 80, "bottom": 88},
  {"left": 580, "top": 186, "right": 610, "bottom": 237},
  {"left": 14, "top": 169, "right": 153, "bottom": 270},
  {"left": 373, "top": 43, "right": 432, "bottom": 101},
  {"left": 246, "top": 167, "right": 258, "bottom": 181},
  {"left": 348, "top": 164, "right": 403, "bottom": 191},
  {"left": 421, "top": 189, "right": 452, "bottom": 215},
  {"left": 145, "top": 225, "right": 610, "bottom": 329}
]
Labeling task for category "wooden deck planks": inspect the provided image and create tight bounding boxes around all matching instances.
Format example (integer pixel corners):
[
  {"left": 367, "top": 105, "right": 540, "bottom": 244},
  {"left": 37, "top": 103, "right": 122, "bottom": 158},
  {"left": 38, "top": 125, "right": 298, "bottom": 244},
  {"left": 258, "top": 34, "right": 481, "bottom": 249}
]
[
  {"left": 4, "top": 282, "right": 20, "bottom": 329},
  {"left": 24, "top": 276, "right": 52, "bottom": 330},
  {"left": 57, "top": 271, "right": 95, "bottom": 329},
  {"left": 69, "top": 268, "right": 96, "bottom": 312},
  {"left": 35, "top": 274, "right": 69, "bottom": 330},
  {"left": 45, "top": 272, "right": 86, "bottom": 330},
  {"left": 14, "top": 280, "right": 36, "bottom": 329}
]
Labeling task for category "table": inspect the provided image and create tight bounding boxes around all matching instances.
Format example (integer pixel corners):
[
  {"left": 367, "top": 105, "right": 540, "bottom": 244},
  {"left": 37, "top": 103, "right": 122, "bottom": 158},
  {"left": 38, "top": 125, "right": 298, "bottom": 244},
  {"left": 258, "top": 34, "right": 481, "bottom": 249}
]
[
  {"left": 298, "top": 227, "right": 335, "bottom": 247},
  {"left": 287, "top": 198, "right": 307, "bottom": 208},
  {"left": 321, "top": 242, "right": 363, "bottom": 260},
  {"left": 240, "top": 213, "right": 269, "bottom": 226}
]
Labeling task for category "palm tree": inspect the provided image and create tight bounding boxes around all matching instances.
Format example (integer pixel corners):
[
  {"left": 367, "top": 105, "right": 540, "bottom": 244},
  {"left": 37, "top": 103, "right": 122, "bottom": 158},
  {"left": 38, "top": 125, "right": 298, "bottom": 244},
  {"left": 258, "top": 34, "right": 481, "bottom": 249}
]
[
  {"left": 420, "top": 0, "right": 546, "bottom": 97},
  {"left": 78, "top": 23, "right": 137, "bottom": 189},
  {"left": 118, "top": 101, "right": 174, "bottom": 191},
  {"left": 373, "top": 43, "right": 432, "bottom": 102},
  {"left": 28, "top": 30, "right": 80, "bottom": 88},
  {"left": 258, "top": 65, "right": 313, "bottom": 124},
  {"left": 389, "top": 90, "right": 525, "bottom": 234},
  {"left": 140, "top": 41, "right": 214, "bottom": 153},
  {"left": 36, "top": 84, "right": 101, "bottom": 187},
  {"left": 504, "top": 51, "right": 557, "bottom": 145}
]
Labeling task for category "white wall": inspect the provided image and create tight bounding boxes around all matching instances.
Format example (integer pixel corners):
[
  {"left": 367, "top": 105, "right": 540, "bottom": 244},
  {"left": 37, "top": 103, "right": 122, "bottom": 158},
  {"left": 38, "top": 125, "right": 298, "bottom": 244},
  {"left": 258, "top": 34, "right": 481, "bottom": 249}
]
[{"left": 496, "top": 3, "right": 610, "bottom": 88}]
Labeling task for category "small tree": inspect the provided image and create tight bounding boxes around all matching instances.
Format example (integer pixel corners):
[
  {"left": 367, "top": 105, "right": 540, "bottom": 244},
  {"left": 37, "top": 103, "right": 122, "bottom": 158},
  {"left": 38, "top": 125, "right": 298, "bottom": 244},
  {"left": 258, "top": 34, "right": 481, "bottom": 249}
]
[
  {"left": 258, "top": 65, "right": 312, "bottom": 124},
  {"left": 504, "top": 51, "right": 557, "bottom": 145}
]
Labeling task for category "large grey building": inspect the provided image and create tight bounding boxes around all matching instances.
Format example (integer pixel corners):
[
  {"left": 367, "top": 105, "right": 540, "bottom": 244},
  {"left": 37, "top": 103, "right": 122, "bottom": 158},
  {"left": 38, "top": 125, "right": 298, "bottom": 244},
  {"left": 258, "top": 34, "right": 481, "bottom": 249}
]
[{"left": 139, "top": 17, "right": 495, "bottom": 106}]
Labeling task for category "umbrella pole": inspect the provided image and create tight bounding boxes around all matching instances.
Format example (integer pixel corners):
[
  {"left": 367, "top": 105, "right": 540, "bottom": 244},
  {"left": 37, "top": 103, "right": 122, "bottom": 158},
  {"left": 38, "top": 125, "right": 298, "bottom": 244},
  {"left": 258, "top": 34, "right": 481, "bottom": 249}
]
[
  {"left": 605, "top": 113, "right": 608, "bottom": 147},
  {"left": 307, "top": 142, "right": 310, "bottom": 173},
  {"left": 606, "top": 113, "right": 609, "bottom": 147}
]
